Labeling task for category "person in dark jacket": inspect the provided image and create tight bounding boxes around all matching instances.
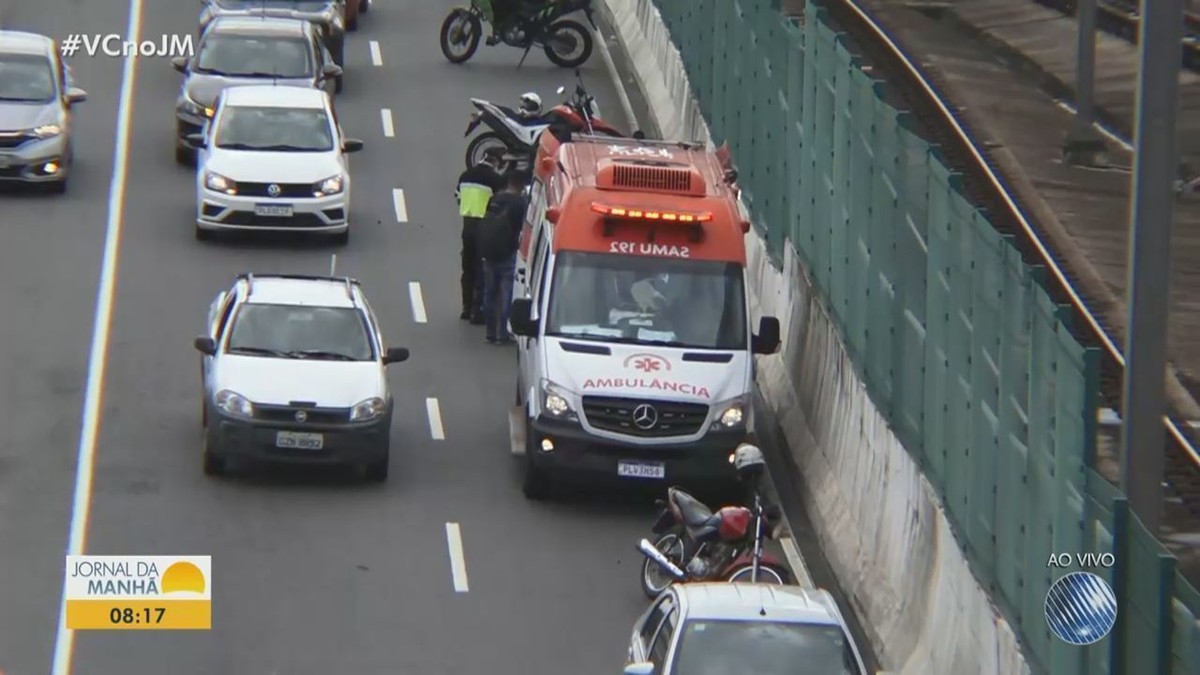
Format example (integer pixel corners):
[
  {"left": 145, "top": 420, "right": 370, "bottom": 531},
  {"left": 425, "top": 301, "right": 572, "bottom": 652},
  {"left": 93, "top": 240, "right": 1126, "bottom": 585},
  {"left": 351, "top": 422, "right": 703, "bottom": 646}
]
[
  {"left": 456, "top": 148, "right": 506, "bottom": 323},
  {"left": 478, "top": 172, "right": 529, "bottom": 344}
]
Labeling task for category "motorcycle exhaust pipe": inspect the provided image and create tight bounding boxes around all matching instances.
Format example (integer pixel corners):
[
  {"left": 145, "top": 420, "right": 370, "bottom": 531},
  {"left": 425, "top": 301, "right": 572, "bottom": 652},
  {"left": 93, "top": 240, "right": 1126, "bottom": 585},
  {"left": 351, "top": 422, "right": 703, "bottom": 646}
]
[{"left": 637, "top": 538, "right": 686, "bottom": 580}]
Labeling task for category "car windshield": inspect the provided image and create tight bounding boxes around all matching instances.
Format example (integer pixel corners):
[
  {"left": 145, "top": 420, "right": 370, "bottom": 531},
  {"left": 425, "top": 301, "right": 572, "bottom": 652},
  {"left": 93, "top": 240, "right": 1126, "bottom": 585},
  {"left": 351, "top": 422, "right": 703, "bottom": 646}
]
[
  {"left": 544, "top": 251, "right": 747, "bottom": 350},
  {"left": 195, "top": 35, "right": 312, "bottom": 78},
  {"left": 225, "top": 304, "right": 374, "bottom": 361},
  {"left": 670, "top": 620, "right": 862, "bottom": 675},
  {"left": 214, "top": 105, "right": 334, "bottom": 151},
  {"left": 0, "top": 53, "right": 56, "bottom": 102}
]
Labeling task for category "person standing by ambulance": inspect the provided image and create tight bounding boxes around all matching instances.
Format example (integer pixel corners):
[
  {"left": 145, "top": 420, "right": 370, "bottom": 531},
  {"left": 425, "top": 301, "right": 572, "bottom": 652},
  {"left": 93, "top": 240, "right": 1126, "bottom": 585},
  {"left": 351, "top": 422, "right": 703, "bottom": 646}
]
[
  {"left": 478, "top": 171, "right": 529, "bottom": 344},
  {"left": 455, "top": 147, "right": 506, "bottom": 323}
]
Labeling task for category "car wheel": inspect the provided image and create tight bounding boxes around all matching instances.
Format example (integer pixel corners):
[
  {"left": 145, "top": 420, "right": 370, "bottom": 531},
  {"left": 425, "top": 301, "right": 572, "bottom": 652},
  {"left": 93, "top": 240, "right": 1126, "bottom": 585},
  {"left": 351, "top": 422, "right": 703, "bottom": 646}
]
[
  {"left": 175, "top": 145, "right": 193, "bottom": 165},
  {"left": 365, "top": 454, "right": 388, "bottom": 482},
  {"left": 331, "top": 229, "right": 349, "bottom": 246},
  {"left": 195, "top": 224, "right": 212, "bottom": 242},
  {"left": 46, "top": 179, "right": 67, "bottom": 194},
  {"left": 202, "top": 438, "right": 225, "bottom": 477},
  {"left": 521, "top": 419, "right": 551, "bottom": 500},
  {"left": 360, "top": 0, "right": 369, "bottom": 13},
  {"left": 346, "top": 7, "right": 358, "bottom": 30}
]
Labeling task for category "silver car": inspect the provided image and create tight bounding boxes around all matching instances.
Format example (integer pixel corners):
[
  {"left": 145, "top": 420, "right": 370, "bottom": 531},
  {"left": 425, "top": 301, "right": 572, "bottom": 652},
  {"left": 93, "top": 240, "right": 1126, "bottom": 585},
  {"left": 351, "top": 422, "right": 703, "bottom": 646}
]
[
  {"left": 625, "top": 583, "right": 870, "bottom": 675},
  {"left": 193, "top": 273, "right": 411, "bottom": 482},
  {"left": 0, "top": 31, "right": 87, "bottom": 193},
  {"left": 198, "top": 0, "right": 347, "bottom": 72},
  {"left": 172, "top": 16, "right": 342, "bottom": 164}
]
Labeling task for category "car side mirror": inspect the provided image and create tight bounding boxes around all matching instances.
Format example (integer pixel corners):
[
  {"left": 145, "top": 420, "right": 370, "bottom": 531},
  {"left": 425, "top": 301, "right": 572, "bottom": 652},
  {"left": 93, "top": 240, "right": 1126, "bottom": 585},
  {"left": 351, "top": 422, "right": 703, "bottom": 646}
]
[
  {"left": 322, "top": 63, "right": 343, "bottom": 78},
  {"left": 752, "top": 316, "right": 781, "bottom": 355},
  {"left": 193, "top": 336, "right": 216, "bottom": 356},
  {"left": 184, "top": 133, "right": 206, "bottom": 149},
  {"left": 65, "top": 87, "right": 87, "bottom": 104},
  {"left": 624, "top": 663, "right": 655, "bottom": 675},
  {"left": 383, "top": 347, "right": 410, "bottom": 364},
  {"left": 171, "top": 56, "right": 188, "bottom": 73},
  {"left": 342, "top": 138, "right": 363, "bottom": 153},
  {"left": 509, "top": 298, "right": 537, "bottom": 337}
]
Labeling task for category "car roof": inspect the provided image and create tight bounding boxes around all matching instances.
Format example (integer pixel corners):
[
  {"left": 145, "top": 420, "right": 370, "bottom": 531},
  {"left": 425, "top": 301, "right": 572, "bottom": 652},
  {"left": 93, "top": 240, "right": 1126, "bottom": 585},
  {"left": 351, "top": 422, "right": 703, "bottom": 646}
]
[
  {"left": 0, "top": 31, "right": 55, "bottom": 57},
  {"left": 672, "top": 583, "right": 844, "bottom": 626},
  {"left": 222, "top": 84, "right": 328, "bottom": 109},
  {"left": 237, "top": 275, "right": 361, "bottom": 309},
  {"left": 207, "top": 15, "right": 313, "bottom": 37}
]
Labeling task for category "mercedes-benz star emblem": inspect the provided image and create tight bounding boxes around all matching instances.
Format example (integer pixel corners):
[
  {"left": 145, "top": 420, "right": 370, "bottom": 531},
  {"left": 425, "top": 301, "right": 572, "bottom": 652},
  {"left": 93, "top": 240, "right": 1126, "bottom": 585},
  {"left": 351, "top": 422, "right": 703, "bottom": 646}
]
[
  {"left": 267, "top": 183, "right": 282, "bottom": 197},
  {"left": 632, "top": 404, "right": 658, "bottom": 430},
  {"left": 294, "top": 410, "right": 308, "bottom": 423}
]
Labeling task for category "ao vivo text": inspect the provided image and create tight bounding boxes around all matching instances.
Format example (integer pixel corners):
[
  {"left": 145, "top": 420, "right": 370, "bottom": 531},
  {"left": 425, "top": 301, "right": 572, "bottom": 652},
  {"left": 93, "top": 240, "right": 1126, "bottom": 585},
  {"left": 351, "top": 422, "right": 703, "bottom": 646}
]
[{"left": 1046, "top": 552, "right": 1116, "bottom": 569}]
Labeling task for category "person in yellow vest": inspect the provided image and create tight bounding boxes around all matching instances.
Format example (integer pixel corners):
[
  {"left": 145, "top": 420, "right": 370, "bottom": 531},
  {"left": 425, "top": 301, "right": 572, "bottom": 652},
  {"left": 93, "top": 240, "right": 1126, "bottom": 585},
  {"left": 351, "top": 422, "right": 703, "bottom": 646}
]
[{"left": 455, "top": 147, "right": 506, "bottom": 322}]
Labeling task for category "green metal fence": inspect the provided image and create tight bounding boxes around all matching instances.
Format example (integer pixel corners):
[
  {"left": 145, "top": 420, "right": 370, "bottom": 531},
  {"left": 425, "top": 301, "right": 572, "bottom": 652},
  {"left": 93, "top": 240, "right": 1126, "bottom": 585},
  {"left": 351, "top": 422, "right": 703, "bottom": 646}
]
[{"left": 648, "top": 0, "right": 1200, "bottom": 671}]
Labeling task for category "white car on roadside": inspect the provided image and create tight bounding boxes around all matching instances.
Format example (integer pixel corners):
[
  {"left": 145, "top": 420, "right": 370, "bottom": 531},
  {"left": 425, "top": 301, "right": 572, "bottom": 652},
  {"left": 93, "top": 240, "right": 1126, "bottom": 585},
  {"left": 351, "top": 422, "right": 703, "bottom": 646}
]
[{"left": 185, "top": 84, "right": 362, "bottom": 244}]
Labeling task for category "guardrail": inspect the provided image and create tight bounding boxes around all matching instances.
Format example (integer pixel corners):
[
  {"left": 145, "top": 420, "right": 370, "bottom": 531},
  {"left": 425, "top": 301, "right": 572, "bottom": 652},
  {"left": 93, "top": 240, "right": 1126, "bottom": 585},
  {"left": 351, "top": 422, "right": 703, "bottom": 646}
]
[{"left": 648, "top": 0, "right": 1200, "bottom": 671}]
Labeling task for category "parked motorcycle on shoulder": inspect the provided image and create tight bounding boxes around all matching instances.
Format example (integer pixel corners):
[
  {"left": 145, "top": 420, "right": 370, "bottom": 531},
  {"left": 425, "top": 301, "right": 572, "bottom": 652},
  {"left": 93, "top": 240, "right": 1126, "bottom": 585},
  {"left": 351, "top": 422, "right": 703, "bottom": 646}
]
[
  {"left": 440, "top": 0, "right": 596, "bottom": 68},
  {"left": 636, "top": 445, "right": 791, "bottom": 599}
]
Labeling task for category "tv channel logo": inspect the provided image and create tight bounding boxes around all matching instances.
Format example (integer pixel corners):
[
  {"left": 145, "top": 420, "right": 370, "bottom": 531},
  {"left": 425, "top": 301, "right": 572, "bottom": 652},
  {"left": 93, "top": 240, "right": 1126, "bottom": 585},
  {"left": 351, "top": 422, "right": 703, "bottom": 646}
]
[
  {"left": 1044, "top": 571, "right": 1118, "bottom": 645},
  {"left": 65, "top": 555, "right": 211, "bottom": 630}
]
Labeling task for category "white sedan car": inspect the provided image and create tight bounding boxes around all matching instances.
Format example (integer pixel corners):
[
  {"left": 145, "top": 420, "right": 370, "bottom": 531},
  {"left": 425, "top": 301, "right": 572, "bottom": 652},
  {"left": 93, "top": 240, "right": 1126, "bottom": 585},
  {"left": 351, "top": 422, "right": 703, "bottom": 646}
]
[{"left": 185, "top": 84, "right": 362, "bottom": 244}]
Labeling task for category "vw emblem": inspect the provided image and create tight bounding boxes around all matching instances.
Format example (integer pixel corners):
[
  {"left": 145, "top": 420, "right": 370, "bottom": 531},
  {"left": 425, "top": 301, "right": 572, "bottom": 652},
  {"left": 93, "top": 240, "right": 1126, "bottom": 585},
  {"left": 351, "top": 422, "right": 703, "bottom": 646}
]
[
  {"left": 267, "top": 183, "right": 282, "bottom": 197},
  {"left": 632, "top": 404, "right": 658, "bottom": 430},
  {"left": 294, "top": 410, "right": 308, "bottom": 423}
]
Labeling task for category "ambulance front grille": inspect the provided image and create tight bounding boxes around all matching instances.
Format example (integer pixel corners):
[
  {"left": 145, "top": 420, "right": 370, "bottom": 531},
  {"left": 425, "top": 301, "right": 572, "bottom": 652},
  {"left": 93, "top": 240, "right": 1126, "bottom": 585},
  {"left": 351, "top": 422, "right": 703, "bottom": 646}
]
[{"left": 581, "top": 396, "right": 708, "bottom": 438}]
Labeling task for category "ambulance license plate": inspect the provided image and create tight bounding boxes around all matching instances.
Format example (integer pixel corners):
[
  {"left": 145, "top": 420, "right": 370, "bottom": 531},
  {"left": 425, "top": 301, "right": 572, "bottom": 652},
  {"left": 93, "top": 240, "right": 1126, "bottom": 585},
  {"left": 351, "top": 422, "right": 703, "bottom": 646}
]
[{"left": 618, "top": 461, "right": 665, "bottom": 479}]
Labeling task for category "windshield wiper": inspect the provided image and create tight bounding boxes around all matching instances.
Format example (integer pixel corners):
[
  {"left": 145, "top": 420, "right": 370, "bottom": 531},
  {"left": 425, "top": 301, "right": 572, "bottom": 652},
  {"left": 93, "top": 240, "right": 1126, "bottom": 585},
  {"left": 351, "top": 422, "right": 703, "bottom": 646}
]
[
  {"left": 193, "top": 67, "right": 231, "bottom": 75},
  {"left": 228, "top": 346, "right": 291, "bottom": 357},
  {"left": 215, "top": 142, "right": 264, "bottom": 150},
  {"left": 0, "top": 95, "right": 48, "bottom": 102},
  {"left": 236, "top": 71, "right": 304, "bottom": 78},
  {"left": 286, "top": 349, "right": 357, "bottom": 361},
  {"left": 255, "top": 143, "right": 321, "bottom": 152},
  {"left": 547, "top": 332, "right": 690, "bottom": 348}
]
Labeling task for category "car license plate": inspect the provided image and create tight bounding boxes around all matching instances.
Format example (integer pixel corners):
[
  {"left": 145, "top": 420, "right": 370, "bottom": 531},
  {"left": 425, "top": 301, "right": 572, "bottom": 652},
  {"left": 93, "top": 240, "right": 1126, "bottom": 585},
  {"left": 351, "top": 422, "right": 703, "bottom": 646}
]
[
  {"left": 275, "top": 431, "right": 323, "bottom": 450},
  {"left": 254, "top": 204, "right": 293, "bottom": 217},
  {"left": 618, "top": 460, "right": 665, "bottom": 479}
]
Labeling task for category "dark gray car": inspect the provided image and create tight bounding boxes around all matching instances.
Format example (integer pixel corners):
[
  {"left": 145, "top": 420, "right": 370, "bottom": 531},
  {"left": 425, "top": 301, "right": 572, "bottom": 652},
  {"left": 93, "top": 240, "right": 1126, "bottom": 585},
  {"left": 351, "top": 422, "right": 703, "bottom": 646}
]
[
  {"left": 198, "top": 0, "right": 347, "bottom": 71},
  {"left": 172, "top": 16, "right": 342, "bottom": 164}
]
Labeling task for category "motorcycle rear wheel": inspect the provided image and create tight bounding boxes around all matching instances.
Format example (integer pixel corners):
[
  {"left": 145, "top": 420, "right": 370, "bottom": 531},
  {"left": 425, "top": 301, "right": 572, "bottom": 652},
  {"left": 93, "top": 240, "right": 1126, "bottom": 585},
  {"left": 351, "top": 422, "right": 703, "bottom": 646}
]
[
  {"left": 726, "top": 564, "right": 788, "bottom": 585},
  {"left": 465, "top": 131, "right": 509, "bottom": 170},
  {"left": 641, "top": 532, "right": 685, "bottom": 599},
  {"left": 441, "top": 8, "right": 483, "bottom": 64},
  {"left": 543, "top": 20, "right": 593, "bottom": 68}
]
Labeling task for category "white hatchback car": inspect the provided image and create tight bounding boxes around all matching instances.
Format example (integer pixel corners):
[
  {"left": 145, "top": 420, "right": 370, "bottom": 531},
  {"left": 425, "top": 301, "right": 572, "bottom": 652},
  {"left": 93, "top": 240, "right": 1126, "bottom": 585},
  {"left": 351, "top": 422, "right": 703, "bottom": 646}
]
[{"left": 185, "top": 84, "right": 362, "bottom": 243}]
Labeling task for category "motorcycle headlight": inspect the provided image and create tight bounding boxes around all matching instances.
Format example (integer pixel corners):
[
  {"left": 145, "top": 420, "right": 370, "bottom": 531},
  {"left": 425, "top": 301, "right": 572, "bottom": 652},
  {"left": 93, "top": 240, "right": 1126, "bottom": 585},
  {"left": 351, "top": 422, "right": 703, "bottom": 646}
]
[
  {"left": 350, "top": 397, "right": 387, "bottom": 421},
  {"left": 541, "top": 380, "right": 578, "bottom": 421},
  {"left": 712, "top": 396, "right": 749, "bottom": 430},
  {"left": 314, "top": 174, "right": 344, "bottom": 196},
  {"left": 32, "top": 123, "right": 62, "bottom": 139},
  {"left": 215, "top": 390, "right": 254, "bottom": 418},
  {"left": 204, "top": 171, "right": 236, "bottom": 194}
]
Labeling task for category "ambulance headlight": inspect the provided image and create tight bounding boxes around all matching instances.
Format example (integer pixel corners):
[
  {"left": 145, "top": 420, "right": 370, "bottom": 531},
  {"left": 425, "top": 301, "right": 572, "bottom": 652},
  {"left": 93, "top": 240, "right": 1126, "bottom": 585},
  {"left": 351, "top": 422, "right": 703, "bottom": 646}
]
[
  {"left": 712, "top": 395, "right": 749, "bottom": 430},
  {"left": 540, "top": 380, "right": 578, "bottom": 421}
]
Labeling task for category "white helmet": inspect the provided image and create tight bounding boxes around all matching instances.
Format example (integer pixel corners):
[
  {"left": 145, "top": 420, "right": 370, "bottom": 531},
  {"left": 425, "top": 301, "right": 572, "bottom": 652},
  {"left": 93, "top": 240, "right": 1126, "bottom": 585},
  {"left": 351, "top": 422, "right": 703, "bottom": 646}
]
[
  {"left": 518, "top": 92, "right": 542, "bottom": 116},
  {"left": 731, "top": 443, "right": 765, "bottom": 478}
]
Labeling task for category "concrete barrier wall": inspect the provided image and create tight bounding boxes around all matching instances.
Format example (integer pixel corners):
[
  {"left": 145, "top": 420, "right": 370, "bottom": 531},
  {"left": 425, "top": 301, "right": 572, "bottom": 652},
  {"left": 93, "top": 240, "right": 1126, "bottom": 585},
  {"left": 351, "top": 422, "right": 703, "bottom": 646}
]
[{"left": 598, "top": 0, "right": 1031, "bottom": 672}]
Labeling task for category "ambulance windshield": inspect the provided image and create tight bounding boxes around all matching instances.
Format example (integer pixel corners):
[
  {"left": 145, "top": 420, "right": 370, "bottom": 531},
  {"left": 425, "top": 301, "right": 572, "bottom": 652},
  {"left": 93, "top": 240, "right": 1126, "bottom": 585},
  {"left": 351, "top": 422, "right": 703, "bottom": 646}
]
[{"left": 544, "top": 251, "right": 747, "bottom": 350}]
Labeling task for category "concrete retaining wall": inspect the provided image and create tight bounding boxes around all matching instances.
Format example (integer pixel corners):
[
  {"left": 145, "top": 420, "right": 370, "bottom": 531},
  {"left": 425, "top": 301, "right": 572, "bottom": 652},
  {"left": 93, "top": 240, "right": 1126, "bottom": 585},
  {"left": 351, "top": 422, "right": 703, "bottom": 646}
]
[{"left": 599, "top": 0, "right": 1033, "bottom": 672}]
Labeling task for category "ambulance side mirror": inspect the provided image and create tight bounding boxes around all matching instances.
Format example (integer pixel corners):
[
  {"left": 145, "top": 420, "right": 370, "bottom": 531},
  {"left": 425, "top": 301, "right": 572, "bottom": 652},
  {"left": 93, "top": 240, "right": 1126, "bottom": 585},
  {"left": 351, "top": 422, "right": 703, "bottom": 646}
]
[
  {"left": 509, "top": 298, "right": 538, "bottom": 337},
  {"left": 752, "top": 316, "right": 780, "bottom": 354}
]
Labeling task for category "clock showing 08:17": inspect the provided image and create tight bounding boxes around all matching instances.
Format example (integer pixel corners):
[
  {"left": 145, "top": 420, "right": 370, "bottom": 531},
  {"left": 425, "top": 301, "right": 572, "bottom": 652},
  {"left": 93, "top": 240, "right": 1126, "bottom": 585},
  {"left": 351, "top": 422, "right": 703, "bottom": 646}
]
[{"left": 64, "top": 555, "right": 212, "bottom": 630}]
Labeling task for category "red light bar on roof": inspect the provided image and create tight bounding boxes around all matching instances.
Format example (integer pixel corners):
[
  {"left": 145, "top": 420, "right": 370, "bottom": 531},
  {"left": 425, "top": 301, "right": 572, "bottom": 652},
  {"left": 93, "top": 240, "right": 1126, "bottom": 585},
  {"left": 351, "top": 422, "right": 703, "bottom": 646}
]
[{"left": 591, "top": 202, "right": 713, "bottom": 223}]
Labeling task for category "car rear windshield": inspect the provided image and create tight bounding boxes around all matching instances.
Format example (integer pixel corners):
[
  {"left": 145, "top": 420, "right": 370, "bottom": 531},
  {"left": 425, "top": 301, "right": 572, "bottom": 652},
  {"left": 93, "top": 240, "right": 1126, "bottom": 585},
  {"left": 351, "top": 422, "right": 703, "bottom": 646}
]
[
  {"left": 215, "top": 105, "right": 334, "bottom": 152},
  {"left": 226, "top": 304, "right": 374, "bottom": 361},
  {"left": 216, "top": 0, "right": 332, "bottom": 11},
  {"left": 0, "top": 53, "right": 56, "bottom": 102},
  {"left": 670, "top": 619, "right": 862, "bottom": 675},
  {"left": 195, "top": 34, "right": 313, "bottom": 79}
]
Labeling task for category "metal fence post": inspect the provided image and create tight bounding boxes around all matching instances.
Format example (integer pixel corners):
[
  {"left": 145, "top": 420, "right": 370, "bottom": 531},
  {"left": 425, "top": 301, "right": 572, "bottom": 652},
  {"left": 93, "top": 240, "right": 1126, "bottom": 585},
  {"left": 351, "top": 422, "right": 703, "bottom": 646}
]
[{"left": 1063, "top": 0, "right": 1107, "bottom": 165}]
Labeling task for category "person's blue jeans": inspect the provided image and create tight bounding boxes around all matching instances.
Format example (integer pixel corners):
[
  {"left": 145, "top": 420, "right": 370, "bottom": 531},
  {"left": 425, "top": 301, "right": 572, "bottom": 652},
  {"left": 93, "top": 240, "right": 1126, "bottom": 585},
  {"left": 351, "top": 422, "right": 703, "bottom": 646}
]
[{"left": 482, "top": 256, "right": 516, "bottom": 341}]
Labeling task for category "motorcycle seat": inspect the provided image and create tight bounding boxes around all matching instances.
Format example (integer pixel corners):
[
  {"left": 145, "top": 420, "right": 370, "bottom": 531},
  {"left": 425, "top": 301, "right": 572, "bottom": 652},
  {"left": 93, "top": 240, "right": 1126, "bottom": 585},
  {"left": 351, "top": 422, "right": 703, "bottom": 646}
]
[{"left": 668, "top": 487, "right": 714, "bottom": 529}]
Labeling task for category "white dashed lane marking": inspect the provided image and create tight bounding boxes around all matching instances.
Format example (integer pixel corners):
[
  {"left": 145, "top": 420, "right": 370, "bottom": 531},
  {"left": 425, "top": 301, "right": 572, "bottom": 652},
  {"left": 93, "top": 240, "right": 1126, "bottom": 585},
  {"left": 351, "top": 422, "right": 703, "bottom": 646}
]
[
  {"left": 445, "top": 522, "right": 470, "bottom": 592},
  {"left": 369, "top": 40, "right": 383, "bottom": 66},
  {"left": 380, "top": 108, "right": 395, "bottom": 137},
  {"left": 426, "top": 397, "right": 445, "bottom": 440},
  {"left": 408, "top": 282, "right": 427, "bottom": 324},
  {"left": 392, "top": 188, "right": 408, "bottom": 223}
]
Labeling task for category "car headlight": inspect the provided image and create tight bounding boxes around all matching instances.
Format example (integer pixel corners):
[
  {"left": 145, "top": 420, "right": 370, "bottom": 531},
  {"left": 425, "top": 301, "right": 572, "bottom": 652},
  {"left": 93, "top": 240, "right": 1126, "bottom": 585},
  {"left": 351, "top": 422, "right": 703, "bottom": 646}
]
[
  {"left": 180, "top": 95, "right": 213, "bottom": 118},
  {"left": 215, "top": 390, "right": 253, "bottom": 418},
  {"left": 314, "top": 175, "right": 344, "bottom": 196},
  {"left": 540, "top": 380, "right": 577, "bottom": 421},
  {"left": 350, "top": 397, "right": 386, "bottom": 421},
  {"left": 32, "top": 124, "right": 62, "bottom": 139},
  {"left": 204, "top": 171, "right": 236, "bottom": 194},
  {"left": 711, "top": 396, "right": 748, "bottom": 430}
]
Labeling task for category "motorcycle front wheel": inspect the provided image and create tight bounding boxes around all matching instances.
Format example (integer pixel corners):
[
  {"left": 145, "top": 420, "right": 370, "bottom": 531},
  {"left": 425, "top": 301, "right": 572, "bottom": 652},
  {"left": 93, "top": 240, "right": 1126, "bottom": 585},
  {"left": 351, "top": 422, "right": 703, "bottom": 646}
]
[
  {"left": 440, "top": 8, "right": 483, "bottom": 63},
  {"left": 542, "top": 19, "right": 593, "bottom": 68},
  {"left": 641, "top": 532, "right": 685, "bottom": 599},
  {"left": 465, "top": 131, "right": 510, "bottom": 170},
  {"left": 726, "top": 564, "right": 789, "bottom": 585}
]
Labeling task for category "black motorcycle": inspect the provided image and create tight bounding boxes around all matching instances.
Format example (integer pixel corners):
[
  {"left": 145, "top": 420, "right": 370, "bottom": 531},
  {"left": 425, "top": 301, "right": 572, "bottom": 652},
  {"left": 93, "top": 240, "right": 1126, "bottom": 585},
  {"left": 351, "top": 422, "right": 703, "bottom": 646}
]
[{"left": 439, "top": 0, "right": 596, "bottom": 68}]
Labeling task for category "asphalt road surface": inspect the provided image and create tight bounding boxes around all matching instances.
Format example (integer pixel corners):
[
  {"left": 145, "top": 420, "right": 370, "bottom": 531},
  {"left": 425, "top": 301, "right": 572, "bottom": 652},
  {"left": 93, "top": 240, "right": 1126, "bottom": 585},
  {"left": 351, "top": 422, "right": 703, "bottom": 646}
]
[{"left": 1, "top": 0, "right": 662, "bottom": 672}]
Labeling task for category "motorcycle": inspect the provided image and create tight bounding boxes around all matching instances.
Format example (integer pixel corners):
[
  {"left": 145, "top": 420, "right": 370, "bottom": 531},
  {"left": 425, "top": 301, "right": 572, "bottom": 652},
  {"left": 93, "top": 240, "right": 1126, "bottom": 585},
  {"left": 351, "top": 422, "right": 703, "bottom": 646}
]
[
  {"left": 463, "top": 69, "right": 626, "bottom": 172},
  {"left": 440, "top": 0, "right": 596, "bottom": 68},
  {"left": 636, "top": 453, "right": 790, "bottom": 599}
]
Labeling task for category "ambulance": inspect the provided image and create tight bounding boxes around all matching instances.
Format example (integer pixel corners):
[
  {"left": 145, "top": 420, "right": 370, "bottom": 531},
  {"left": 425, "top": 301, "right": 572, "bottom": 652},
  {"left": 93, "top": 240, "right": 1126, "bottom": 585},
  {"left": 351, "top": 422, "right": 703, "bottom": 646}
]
[{"left": 507, "top": 132, "right": 782, "bottom": 499}]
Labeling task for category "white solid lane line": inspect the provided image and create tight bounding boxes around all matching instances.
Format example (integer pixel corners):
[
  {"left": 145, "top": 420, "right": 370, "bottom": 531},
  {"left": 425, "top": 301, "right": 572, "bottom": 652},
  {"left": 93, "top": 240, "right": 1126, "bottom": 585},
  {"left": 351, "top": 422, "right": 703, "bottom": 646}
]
[
  {"left": 445, "top": 522, "right": 470, "bottom": 592},
  {"left": 780, "top": 536, "right": 814, "bottom": 589},
  {"left": 52, "top": 0, "right": 145, "bottom": 671},
  {"left": 408, "top": 282, "right": 428, "bottom": 324},
  {"left": 426, "top": 397, "right": 445, "bottom": 440},
  {"left": 380, "top": 108, "right": 395, "bottom": 138},
  {"left": 392, "top": 188, "right": 408, "bottom": 223},
  {"left": 369, "top": 40, "right": 383, "bottom": 66}
]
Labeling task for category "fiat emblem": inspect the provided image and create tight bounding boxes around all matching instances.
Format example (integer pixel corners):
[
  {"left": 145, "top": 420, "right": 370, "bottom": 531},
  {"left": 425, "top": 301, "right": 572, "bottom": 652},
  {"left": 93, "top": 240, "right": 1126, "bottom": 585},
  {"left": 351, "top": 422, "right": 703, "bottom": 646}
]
[
  {"left": 267, "top": 183, "right": 282, "bottom": 197},
  {"left": 294, "top": 410, "right": 308, "bottom": 422},
  {"left": 632, "top": 404, "right": 658, "bottom": 430}
]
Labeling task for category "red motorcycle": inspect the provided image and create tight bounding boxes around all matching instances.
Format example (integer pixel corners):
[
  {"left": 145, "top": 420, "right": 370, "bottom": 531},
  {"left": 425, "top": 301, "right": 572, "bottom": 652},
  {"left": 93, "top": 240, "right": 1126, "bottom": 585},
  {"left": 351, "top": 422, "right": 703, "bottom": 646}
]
[{"left": 637, "top": 446, "right": 790, "bottom": 598}]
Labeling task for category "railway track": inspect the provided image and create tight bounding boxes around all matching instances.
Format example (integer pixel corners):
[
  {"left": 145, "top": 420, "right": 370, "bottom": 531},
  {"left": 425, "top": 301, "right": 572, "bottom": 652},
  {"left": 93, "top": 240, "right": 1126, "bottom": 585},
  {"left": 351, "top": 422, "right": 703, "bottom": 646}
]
[
  {"left": 1031, "top": 0, "right": 1200, "bottom": 72},
  {"left": 810, "top": 0, "right": 1200, "bottom": 522}
]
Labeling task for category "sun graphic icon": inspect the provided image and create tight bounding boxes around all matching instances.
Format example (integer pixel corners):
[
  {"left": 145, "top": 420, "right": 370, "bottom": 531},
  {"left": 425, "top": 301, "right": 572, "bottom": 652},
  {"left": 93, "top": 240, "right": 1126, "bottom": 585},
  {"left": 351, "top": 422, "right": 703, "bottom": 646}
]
[{"left": 161, "top": 561, "right": 206, "bottom": 595}]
